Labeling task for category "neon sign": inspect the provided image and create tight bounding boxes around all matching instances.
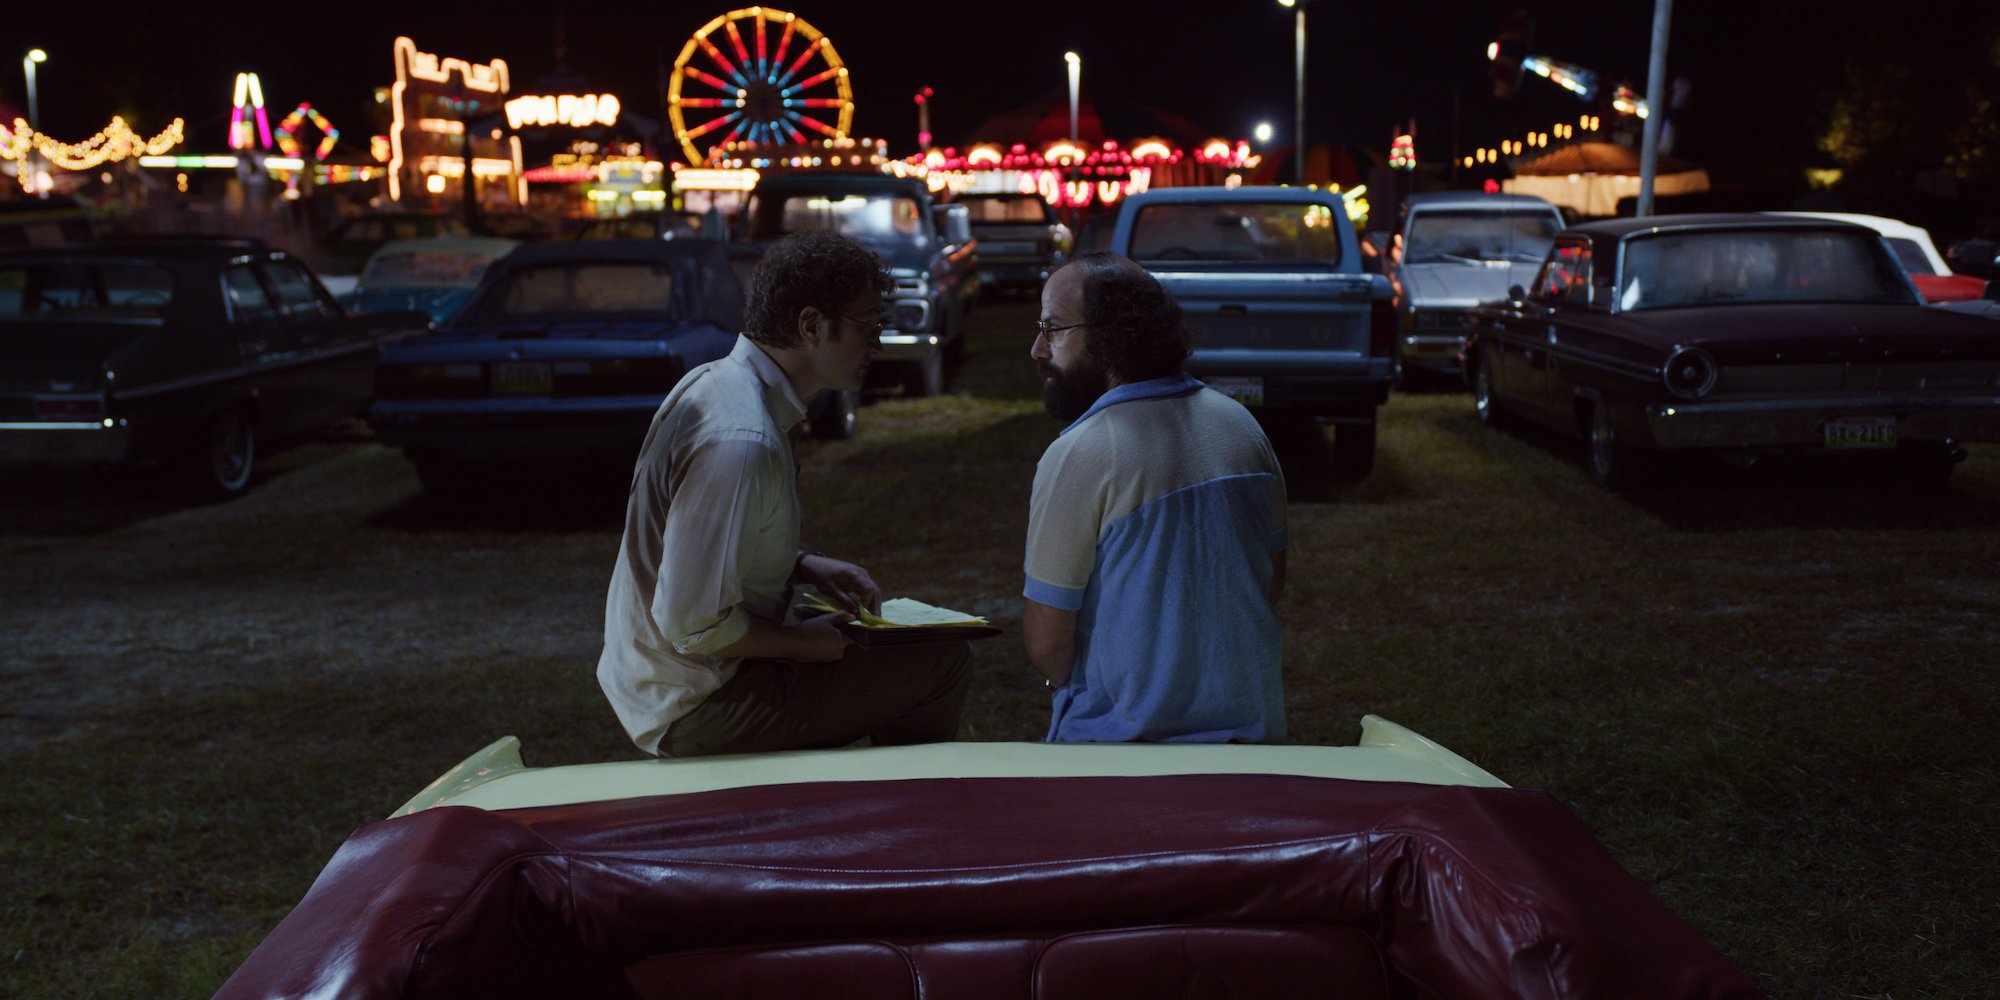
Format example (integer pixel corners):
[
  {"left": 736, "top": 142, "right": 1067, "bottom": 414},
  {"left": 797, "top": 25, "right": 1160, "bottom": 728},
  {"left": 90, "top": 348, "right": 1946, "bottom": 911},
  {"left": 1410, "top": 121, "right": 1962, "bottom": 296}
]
[
  {"left": 275, "top": 104, "right": 339, "bottom": 160},
  {"left": 388, "top": 36, "right": 514, "bottom": 202},
  {"left": 230, "top": 73, "right": 273, "bottom": 151},
  {"left": 505, "top": 94, "right": 623, "bottom": 130}
]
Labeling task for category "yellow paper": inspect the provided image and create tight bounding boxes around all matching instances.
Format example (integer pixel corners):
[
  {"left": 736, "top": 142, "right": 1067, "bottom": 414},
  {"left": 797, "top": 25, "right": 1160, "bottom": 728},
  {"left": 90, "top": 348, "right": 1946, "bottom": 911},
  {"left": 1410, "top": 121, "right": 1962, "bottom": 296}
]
[{"left": 802, "top": 594, "right": 987, "bottom": 629}]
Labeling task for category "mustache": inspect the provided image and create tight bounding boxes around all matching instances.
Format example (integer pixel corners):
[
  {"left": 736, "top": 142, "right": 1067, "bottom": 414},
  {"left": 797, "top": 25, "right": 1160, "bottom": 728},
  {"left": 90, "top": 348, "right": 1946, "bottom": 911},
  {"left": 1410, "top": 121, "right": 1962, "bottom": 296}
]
[{"left": 1036, "top": 362, "right": 1061, "bottom": 379}]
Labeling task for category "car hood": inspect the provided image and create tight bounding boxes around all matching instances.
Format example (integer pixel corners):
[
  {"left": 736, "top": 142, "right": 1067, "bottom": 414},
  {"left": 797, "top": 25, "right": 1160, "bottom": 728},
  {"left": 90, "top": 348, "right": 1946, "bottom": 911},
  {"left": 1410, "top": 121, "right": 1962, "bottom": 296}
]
[
  {"left": 1615, "top": 302, "right": 2000, "bottom": 363},
  {"left": 0, "top": 322, "right": 160, "bottom": 392},
  {"left": 1399, "top": 262, "right": 1543, "bottom": 307}
]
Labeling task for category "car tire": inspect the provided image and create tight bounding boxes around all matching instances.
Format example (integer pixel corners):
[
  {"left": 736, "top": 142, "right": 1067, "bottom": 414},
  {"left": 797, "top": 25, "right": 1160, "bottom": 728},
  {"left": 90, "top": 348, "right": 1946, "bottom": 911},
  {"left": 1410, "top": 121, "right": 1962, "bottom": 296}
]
[
  {"left": 904, "top": 352, "right": 945, "bottom": 397},
  {"left": 809, "top": 389, "right": 860, "bottom": 440},
  {"left": 186, "top": 404, "right": 255, "bottom": 500},
  {"left": 1587, "top": 401, "right": 1651, "bottom": 490},
  {"left": 1472, "top": 352, "right": 1511, "bottom": 429},
  {"left": 1330, "top": 421, "right": 1376, "bottom": 486},
  {"left": 413, "top": 457, "right": 484, "bottom": 501}
]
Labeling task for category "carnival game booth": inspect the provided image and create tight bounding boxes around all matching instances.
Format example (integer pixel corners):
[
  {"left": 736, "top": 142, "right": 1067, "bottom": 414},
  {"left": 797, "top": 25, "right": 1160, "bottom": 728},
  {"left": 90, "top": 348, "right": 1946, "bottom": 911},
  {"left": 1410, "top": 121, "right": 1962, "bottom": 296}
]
[
  {"left": 1502, "top": 141, "right": 1710, "bottom": 218},
  {"left": 217, "top": 719, "right": 1762, "bottom": 999}
]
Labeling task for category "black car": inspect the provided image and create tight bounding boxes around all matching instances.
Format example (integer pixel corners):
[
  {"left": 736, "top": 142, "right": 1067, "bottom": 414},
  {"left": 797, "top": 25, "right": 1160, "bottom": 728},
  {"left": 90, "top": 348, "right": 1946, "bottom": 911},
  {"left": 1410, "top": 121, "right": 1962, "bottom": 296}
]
[
  {"left": 368, "top": 239, "right": 857, "bottom": 498},
  {"left": 0, "top": 239, "right": 428, "bottom": 496},
  {"left": 1465, "top": 214, "right": 2000, "bottom": 488}
]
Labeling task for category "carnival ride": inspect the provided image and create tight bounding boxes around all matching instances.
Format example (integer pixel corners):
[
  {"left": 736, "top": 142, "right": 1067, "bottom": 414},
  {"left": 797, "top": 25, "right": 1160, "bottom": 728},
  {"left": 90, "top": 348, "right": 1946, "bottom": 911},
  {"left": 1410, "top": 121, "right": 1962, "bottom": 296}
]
[{"left": 668, "top": 7, "right": 854, "bottom": 166}]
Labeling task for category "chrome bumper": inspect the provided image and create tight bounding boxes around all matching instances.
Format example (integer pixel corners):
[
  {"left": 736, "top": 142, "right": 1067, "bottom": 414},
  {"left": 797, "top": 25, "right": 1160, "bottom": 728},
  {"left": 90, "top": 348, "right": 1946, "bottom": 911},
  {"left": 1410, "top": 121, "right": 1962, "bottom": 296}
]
[
  {"left": 0, "top": 422, "right": 135, "bottom": 465},
  {"left": 875, "top": 332, "right": 945, "bottom": 363},
  {"left": 1642, "top": 396, "right": 2000, "bottom": 448},
  {"left": 1402, "top": 332, "right": 1467, "bottom": 372}
]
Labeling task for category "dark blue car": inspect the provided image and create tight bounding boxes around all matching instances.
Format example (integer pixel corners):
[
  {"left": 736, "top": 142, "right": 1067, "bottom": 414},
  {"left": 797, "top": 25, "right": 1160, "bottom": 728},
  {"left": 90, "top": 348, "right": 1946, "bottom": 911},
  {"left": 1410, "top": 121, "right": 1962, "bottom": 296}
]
[{"left": 367, "top": 240, "right": 745, "bottom": 497}]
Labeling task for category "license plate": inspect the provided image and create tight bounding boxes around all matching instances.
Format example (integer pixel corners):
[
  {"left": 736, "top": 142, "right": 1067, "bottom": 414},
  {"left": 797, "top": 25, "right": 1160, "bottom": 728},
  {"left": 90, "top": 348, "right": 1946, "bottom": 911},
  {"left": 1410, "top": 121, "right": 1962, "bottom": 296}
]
[
  {"left": 1823, "top": 415, "right": 1895, "bottom": 449},
  {"left": 1205, "top": 376, "right": 1265, "bottom": 407},
  {"left": 489, "top": 362, "right": 552, "bottom": 395}
]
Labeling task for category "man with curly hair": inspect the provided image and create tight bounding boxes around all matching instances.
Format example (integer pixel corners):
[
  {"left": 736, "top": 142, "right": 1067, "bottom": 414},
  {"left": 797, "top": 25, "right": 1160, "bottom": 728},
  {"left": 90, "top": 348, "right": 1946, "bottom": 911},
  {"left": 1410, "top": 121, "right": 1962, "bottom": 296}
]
[
  {"left": 1023, "top": 253, "right": 1288, "bottom": 743},
  {"left": 600, "top": 231, "right": 971, "bottom": 757}
]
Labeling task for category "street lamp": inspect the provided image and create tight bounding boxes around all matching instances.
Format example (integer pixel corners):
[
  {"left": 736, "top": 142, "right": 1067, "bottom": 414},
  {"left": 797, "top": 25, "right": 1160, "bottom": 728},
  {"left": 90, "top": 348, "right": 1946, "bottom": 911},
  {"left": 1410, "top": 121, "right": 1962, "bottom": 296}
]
[
  {"left": 1254, "top": 121, "right": 1274, "bottom": 145},
  {"left": 23, "top": 49, "right": 47, "bottom": 197},
  {"left": 1277, "top": 0, "right": 1304, "bottom": 184},
  {"left": 1064, "top": 51, "right": 1080, "bottom": 144}
]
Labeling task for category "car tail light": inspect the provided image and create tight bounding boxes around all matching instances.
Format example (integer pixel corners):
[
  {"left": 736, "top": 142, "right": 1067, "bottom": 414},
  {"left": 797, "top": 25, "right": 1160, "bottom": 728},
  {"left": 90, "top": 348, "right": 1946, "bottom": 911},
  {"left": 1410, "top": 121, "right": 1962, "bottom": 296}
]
[
  {"left": 33, "top": 397, "right": 105, "bottom": 421},
  {"left": 1370, "top": 298, "right": 1398, "bottom": 360},
  {"left": 1663, "top": 347, "right": 1718, "bottom": 399}
]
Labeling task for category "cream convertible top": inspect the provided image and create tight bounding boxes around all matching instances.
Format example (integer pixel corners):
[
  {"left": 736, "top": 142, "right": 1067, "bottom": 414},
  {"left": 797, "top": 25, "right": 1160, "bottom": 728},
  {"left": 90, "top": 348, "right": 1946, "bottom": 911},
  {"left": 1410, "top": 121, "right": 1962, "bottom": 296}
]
[{"left": 391, "top": 715, "right": 1507, "bottom": 818}]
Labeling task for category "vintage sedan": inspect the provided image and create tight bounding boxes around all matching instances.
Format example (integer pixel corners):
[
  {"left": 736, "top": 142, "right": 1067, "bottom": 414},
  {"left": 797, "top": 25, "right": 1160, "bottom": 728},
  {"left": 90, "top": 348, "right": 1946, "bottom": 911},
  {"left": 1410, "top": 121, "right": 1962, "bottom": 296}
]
[
  {"left": 215, "top": 718, "right": 1761, "bottom": 999},
  {"left": 0, "top": 239, "right": 427, "bottom": 497},
  {"left": 1384, "top": 191, "right": 1563, "bottom": 384},
  {"left": 368, "top": 240, "right": 865, "bottom": 498},
  {"left": 1770, "top": 212, "right": 1988, "bottom": 303},
  {"left": 958, "top": 191, "right": 1072, "bottom": 295},
  {"left": 343, "top": 236, "right": 520, "bottom": 324},
  {"left": 1465, "top": 214, "right": 2000, "bottom": 489}
]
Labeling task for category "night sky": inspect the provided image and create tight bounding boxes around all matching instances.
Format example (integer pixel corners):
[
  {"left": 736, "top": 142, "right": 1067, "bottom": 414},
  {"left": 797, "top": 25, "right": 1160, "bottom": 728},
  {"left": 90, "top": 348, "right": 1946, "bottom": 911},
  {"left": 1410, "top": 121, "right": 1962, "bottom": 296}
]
[{"left": 1, "top": 0, "right": 1973, "bottom": 185}]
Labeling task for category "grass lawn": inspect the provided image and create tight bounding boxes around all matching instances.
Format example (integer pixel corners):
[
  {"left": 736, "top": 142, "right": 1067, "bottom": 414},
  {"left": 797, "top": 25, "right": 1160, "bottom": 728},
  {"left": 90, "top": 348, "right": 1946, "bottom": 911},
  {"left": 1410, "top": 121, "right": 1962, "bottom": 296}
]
[{"left": 3, "top": 298, "right": 1997, "bottom": 998}]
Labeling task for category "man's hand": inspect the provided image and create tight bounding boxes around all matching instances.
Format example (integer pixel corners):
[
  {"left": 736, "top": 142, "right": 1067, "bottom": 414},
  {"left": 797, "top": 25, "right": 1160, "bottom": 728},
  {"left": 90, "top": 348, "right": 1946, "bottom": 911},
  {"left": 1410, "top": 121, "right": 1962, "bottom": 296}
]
[
  {"left": 796, "top": 554, "right": 882, "bottom": 616},
  {"left": 791, "top": 611, "right": 855, "bottom": 662}
]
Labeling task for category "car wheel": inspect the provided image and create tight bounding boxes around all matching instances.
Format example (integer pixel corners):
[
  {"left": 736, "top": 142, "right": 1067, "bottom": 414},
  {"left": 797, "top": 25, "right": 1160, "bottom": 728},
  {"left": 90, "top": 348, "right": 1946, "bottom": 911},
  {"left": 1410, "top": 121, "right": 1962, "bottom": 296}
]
[
  {"left": 1896, "top": 441, "right": 1963, "bottom": 490},
  {"left": 1587, "top": 401, "right": 1651, "bottom": 490},
  {"left": 1472, "top": 353, "right": 1510, "bottom": 429},
  {"left": 1330, "top": 421, "right": 1376, "bottom": 486},
  {"left": 188, "top": 405, "right": 255, "bottom": 500},
  {"left": 903, "top": 352, "right": 945, "bottom": 397},
  {"left": 413, "top": 457, "right": 483, "bottom": 500},
  {"left": 809, "top": 389, "right": 860, "bottom": 440}
]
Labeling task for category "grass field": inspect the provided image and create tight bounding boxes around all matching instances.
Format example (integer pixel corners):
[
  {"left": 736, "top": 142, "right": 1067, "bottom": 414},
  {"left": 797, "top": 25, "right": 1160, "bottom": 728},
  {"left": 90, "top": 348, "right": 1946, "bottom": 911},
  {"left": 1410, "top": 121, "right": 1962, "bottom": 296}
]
[{"left": 3, "top": 299, "right": 1997, "bottom": 998}]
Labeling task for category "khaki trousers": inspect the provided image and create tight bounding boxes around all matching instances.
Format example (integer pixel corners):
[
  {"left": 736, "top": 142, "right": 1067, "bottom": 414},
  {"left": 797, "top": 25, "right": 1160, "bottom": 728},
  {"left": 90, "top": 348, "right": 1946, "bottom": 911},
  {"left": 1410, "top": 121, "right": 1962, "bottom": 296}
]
[{"left": 659, "top": 640, "right": 973, "bottom": 757}]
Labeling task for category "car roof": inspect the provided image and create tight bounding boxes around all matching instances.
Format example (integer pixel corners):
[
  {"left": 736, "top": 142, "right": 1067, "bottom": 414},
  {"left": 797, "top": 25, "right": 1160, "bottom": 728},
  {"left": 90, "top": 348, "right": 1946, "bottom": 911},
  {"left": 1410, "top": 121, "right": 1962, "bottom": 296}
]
[
  {"left": 0, "top": 238, "right": 274, "bottom": 262},
  {"left": 1404, "top": 192, "right": 1559, "bottom": 212},
  {"left": 494, "top": 237, "right": 730, "bottom": 267},
  {"left": 1564, "top": 213, "right": 1879, "bottom": 238}
]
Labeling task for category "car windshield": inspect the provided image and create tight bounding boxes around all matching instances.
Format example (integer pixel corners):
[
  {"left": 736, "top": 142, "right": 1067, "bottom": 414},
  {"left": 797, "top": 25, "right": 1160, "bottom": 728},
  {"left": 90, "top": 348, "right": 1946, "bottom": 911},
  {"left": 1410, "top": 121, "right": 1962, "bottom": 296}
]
[
  {"left": 1128, "top": 202, "right": 1344, "bottom": 264},
  {"left": 1404, "top": 210, "right": 1561, "bottom": 265},
  {"left": 0, "top": 263, "right": 174, "bottom": 321},
  {"left": 750, "top": 192, "right": 931, "bottom": 248},
  {"left": 1618, "top": 229, "right": 1917, "bottom": 311},
  {"left": 362, "top": 249, "right": 506, "bottom": 289},
  {"left": 465, "top": 262, "right": 676, "bottom": 320},
  {"left": 959, "top": 197, "right": 1051, "bottom": 224}
]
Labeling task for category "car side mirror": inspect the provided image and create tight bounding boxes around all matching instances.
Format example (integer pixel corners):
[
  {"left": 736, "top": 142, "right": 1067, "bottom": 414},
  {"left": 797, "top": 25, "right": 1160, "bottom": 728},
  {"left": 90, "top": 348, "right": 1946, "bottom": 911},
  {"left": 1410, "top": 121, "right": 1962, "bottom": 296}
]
[
  {"left": 933, "top": 204, "right": 972, "bottom": 250},
  {"left": 1508, "top": 284, "right": 1526, "bottom": 302}
]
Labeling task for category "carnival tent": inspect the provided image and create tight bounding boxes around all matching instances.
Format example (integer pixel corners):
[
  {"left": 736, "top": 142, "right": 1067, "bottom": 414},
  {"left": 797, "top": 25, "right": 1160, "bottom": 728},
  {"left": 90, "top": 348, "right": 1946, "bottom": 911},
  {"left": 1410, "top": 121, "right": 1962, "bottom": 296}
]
[{"left": 1502, "top": 141, "right": 1710, "bottom": 217}]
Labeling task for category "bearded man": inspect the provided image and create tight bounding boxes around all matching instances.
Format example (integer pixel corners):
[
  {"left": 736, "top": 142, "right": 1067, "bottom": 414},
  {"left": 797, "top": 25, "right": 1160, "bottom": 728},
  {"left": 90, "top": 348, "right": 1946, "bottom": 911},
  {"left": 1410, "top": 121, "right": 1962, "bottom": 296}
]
[{"left": 1022, "top": 253, "right": 1289, "bottom": 743}]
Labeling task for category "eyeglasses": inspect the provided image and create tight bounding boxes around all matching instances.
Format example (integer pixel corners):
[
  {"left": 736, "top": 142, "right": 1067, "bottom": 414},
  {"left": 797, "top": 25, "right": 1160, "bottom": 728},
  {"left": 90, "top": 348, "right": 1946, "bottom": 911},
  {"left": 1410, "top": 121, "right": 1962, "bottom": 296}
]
[
  {"left": 1035, "top": 318, "right": 1085, "bottom": 345},
  {"left": 833, "top": 311, "right": 889, "bottom": 335}
]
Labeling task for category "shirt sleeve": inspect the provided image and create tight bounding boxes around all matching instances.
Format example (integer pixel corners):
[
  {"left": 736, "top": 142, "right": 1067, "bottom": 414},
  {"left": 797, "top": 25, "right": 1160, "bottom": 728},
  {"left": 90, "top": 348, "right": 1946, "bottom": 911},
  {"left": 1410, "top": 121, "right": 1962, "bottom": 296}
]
[
  {"left": 1023, "top": 436, "right": 1104, "bottom": 611},
  {"left": 652, "top": 431, "right": 781, "bottom": 655}
]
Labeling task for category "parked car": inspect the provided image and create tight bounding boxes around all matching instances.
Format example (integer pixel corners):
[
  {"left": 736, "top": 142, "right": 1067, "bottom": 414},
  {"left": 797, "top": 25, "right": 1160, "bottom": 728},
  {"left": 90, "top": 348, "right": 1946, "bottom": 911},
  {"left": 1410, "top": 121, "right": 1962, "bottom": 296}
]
[
  {"left": 956, "top": 191, "right": 1071, "bottom": 295},
  {"left": 740, "top": 173, "right": 978, "bottom": 396},
  {"left": 574, "top": 212, "right": 700, "bottom": 242},
  {"left": 0, "top": 239, "right": 428, "bottom": 497},
  {"left": 1934, "top": 278, "right": 1999, "bottom": 320},
  {"left": 317, "top": 211, "right": 471, "bottom": 284},
  {"left": 342, "top": 236, "right": 520, "bottom": 324},
  {"left": 1464, "top": 214, "right": 2000, "bottom": 489},
  {"left": 367, "top": 239, "right": 856, "bottom": 499},
  {"left": 1110, "top": 186, "right": 1395, "bottom": 493},
  {"left": 215, "top": 718, "right": 1762, "bottom": 999},
  {"left": 1384, "top": 192, "right": 1563, "bottom": 385},
  {"left": 1770, "top": 212, "right": 1987, "bottom": 302},
  {"left": 0, "top": 196, "right": 97, "bottom": 249}
]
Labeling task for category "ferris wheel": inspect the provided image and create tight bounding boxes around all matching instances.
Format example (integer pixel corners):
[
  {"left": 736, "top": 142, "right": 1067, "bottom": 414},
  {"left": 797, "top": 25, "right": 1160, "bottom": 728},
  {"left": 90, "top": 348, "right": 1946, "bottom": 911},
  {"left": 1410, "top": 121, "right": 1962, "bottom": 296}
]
[{"left": 668, "top": 7, "right": 855, "bottom": 165}]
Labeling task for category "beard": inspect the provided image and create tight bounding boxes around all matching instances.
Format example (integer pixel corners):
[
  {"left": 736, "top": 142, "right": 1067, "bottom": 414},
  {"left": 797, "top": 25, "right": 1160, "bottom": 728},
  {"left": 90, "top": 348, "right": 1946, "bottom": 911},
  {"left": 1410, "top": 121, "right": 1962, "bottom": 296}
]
[{"left": 1040, "top": 354, "right": 1111, "bottom": 423}]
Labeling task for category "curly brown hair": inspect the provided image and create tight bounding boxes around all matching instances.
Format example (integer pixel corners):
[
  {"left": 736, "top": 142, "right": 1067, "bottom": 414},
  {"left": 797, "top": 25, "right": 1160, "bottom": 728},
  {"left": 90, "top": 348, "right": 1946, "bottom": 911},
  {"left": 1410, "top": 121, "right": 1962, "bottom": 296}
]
[
  {"left": 1057, "top": 253, "right": 1191, "bottom": 382},
  {"left": 744, "top": 231, "right": 891, "bottom": 348}
]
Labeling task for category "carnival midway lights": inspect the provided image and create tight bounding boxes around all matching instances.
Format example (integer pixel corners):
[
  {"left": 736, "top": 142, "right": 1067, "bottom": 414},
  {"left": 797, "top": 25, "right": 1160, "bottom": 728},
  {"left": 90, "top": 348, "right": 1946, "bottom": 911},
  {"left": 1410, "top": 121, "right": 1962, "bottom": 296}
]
[
  {"left": 1, "top": 117, "right": 185, "bottom": 193},
  {"left": 125, "top": 72, "right": 382, "bottom": 195},
  {"left": 665, "top": 6, "right": 1298, "bottom": 220}
]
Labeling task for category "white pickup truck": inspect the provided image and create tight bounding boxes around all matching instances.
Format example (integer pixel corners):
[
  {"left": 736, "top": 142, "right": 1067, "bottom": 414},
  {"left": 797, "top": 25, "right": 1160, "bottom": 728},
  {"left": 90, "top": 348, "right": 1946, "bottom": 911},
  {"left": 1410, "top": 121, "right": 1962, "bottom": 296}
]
[{"left": 1110, "top": 187, "right": 1396, "bottom": 494}]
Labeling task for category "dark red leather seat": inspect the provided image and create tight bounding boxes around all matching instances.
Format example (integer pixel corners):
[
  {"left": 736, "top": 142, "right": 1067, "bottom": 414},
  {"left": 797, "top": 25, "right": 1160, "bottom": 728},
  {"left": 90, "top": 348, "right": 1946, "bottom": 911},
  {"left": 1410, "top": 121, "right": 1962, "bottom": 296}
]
[{"left": 216, "top": 774, "right": 1762, "bottom": 999}]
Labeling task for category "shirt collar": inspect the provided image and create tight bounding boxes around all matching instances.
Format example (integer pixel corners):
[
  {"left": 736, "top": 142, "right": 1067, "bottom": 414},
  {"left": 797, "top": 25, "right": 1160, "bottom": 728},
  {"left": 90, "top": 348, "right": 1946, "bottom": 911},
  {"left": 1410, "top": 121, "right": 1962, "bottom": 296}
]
[
  {"left": 1058, "top": 372, "right": 1203, "bottom": 436},
  {"left": 732, "top": 334, "right": 810, "bottom": 431}
]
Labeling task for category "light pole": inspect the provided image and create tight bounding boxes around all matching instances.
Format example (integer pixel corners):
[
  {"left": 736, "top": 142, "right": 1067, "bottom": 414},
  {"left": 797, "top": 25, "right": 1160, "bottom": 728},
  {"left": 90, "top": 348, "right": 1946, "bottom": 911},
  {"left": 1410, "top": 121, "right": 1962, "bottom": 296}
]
[
  {"left": 1064, "top": 51, "right": 1080, "bottom": 144},
  {"left": 1278, "top": 0, "right": 1304, "bottom": 184},
  {"left": 23, "top": 49, "right": 47, "bottom": 196}
]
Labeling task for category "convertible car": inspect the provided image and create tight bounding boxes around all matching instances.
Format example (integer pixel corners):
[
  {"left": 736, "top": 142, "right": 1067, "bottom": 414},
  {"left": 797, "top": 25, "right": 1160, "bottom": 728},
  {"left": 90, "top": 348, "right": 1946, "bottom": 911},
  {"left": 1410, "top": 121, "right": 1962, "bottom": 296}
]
[
  {"left": 1465, "top": 214, "right": 2000, "bottom": 488},
  {"left": 215, "top": 718, "right": 1761, "bottom": 999},
  {"left": 0, "top": 239, "right": 426, "bottom": 497}
]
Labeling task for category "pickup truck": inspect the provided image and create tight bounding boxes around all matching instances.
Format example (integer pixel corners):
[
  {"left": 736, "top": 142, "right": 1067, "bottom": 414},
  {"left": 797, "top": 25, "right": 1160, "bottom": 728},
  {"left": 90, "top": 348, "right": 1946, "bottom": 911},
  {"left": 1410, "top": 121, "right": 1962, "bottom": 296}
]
[
  {"left": 739, "top": 173, "right": 978, "bottom": 396},
  {"left": 1110, "top": 187, "right": 1395, "bottom": 493}
]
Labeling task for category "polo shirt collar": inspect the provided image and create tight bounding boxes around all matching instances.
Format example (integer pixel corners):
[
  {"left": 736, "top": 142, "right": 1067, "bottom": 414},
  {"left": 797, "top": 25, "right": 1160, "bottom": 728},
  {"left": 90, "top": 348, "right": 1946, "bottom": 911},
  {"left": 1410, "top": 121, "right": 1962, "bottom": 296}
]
[
  {"left": 732, "top": 334, "right": 810, "bottom": 431},
  {"left": 1059, "top": 372, "right": 1203, "bottom": 436}
]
